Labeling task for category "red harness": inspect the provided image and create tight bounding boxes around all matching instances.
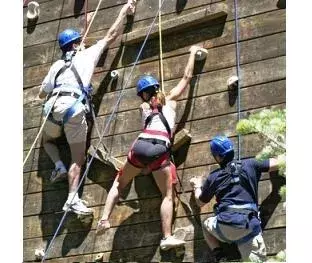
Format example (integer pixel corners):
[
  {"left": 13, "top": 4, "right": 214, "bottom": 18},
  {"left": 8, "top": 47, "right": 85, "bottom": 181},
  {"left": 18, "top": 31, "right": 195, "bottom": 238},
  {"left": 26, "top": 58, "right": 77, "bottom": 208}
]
[{"left": 126, "top": 98, "right": 177, "bottom": 184}]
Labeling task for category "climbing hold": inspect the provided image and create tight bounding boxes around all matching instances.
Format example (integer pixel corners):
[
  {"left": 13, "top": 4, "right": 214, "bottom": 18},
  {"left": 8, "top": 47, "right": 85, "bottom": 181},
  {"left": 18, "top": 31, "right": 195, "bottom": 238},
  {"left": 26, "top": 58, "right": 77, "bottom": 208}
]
[
  {"left": 227, "top": 75, "right": 239, "bottom": 89},
  {"left": 34, "top": 248, "right": 45, "bottom": 261},
  {"left": 27, "top": 1, "right": 40, "bottom": 20},
  {"left": 95, "top": 252, "right": 104, "bottom": 262},
  {"left": 195, "top": 48, "right": 208, "bottom": 61},
  {"left": 110, "top": 70, "right": 119, "bottom": 80}
]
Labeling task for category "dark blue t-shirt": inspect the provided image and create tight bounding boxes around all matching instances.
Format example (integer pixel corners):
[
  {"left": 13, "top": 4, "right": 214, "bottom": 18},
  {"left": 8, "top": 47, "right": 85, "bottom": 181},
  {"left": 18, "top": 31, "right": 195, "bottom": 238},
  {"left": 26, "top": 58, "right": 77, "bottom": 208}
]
[{"left": 199, "top": 158, "right": 270, "bottom": 228}]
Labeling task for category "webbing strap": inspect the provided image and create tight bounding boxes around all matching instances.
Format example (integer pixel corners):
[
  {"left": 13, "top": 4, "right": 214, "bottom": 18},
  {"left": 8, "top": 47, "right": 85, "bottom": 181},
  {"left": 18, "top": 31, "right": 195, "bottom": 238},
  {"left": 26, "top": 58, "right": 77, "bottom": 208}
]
[
  {"left": 71, "top": 63, "right": 84, "bottom": 89},
  {"left": 54, "top": 64, "right": 68, "bottom": 89},
  {"left": 52, "top": 61, "right": 88, "bottom": 125},
  {"left": 144, "top": 110, "right": 172, "bottom": 141},
  {"left": 62, "top": 93, "right": 86, "bottom": 124},
  {"left": 215, "top": 221, "right": 261, "bottom": 245}
]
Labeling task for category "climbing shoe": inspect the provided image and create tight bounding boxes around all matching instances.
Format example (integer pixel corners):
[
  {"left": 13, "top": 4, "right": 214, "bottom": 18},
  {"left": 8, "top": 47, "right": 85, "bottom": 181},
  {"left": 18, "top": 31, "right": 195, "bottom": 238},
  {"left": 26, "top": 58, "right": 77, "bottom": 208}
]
[
  {"left": 50, "top": 167, "right": 67, "bottom": 183},
  {"left": 62, "top": 199, "right": 93, "bottom": 215},
  {"left": 160, "top": 235, "right": 186, "bottom": 250}
]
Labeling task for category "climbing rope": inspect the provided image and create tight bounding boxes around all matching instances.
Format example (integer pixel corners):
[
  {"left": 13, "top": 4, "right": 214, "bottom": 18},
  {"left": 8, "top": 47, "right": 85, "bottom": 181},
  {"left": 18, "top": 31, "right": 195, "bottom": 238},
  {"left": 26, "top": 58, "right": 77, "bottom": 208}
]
[
  {"left": 158, "top": 0, "right": 165, "bottom": 92},
  {"left": 234, "top": 0, "right": 242, "bottom": 160},
  {"left": 41, "top": 0, "right": 167, "bottom": 261},
  {"left": 23, "top": 91, "right": 61, "bottom": 167},
  {"left": 23, "top": 0, "right": 104, "bottom": 167},
  {"left": 83, "top": 0, "right": 89, "bottom": 35}
]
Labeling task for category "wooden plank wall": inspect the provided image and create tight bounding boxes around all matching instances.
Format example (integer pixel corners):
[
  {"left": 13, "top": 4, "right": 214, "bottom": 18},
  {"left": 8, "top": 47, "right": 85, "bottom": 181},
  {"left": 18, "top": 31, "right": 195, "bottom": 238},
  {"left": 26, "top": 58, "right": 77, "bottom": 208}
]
[{"left": 23, "top": 0, "right": 286, "bottom": 262}]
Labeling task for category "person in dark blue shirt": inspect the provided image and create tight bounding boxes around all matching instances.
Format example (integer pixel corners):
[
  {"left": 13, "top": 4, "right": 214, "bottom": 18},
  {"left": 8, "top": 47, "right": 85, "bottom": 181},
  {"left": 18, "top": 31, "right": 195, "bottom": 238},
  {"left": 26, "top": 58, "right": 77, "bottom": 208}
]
[{"left": 190, "top": 135, "right": 280, "bottom": 262}]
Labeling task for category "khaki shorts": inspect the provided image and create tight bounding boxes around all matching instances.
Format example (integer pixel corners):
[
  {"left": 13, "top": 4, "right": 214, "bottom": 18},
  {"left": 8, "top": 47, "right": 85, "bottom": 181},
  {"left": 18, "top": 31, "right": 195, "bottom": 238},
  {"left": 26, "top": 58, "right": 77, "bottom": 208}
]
[
  {"left": 44, "top": 111, "right": 88, "bottom": 145},
  {"left": 203, "top": 216, "right": 267, "bottom": 262}
]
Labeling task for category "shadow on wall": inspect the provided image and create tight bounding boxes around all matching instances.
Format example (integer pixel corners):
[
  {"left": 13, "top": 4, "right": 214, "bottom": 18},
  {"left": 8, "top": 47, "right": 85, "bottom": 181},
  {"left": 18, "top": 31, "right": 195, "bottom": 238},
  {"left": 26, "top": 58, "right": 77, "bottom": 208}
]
[
  {"left": 276, "top": 0, "right": 286, "bottom": 9},
  {"left": 74, "top": 0, "right": 86, "bottom": 18},
  {"left": 26, "top": 17, "right": 39, "bottom": 34},
  {"left": 176, "top": 0, "right": 188, "bottom": 14}
]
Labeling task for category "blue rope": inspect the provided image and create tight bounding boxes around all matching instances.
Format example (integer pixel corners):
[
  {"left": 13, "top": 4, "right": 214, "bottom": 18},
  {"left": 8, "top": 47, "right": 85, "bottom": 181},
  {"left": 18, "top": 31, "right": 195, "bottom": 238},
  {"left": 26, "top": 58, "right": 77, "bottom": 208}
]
[
  {"left": 234, "top": 0, "right": 241, "bottom": 161},
  {"left": 41, "top": 0, "right": 167, "bottom": 261}
]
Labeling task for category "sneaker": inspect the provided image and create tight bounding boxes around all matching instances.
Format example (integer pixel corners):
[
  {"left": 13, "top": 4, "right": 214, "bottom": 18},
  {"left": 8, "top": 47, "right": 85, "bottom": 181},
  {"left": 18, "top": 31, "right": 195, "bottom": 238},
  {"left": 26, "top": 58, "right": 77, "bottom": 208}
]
[
  {"left": 50, "top": 167, "right": 67, "bottom": 183},
  {"left": 62, "top": 199, "right": 93, "bottom": 216},
  {"left": 160, "top": 235, "right": 186, "bottom": 250}
]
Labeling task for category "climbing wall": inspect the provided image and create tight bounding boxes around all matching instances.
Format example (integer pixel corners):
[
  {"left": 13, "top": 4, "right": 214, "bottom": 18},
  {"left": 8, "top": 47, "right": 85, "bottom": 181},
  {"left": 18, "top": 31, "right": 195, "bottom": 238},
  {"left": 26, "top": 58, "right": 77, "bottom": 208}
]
[{"left": 23, "top": 0, "right": 286, "bottom": 262}]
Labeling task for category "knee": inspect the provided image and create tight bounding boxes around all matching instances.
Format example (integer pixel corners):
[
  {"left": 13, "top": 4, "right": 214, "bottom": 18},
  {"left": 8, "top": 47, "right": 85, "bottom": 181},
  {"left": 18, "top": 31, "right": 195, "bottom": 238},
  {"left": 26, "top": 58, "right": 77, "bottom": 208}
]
[
  {"left": 68, "top": 163, "right": 81, "bottom": 176},
  {"left": 162, "top": 193, "right": 173, "bottom": 203}
]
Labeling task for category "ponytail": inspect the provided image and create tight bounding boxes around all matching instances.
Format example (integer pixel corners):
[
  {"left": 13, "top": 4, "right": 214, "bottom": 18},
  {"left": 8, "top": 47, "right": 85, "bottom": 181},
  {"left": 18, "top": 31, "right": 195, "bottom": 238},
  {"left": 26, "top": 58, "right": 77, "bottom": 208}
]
[
  {"left": 150, "top": 90, "right": 166, "bottom": 110},
  {"left": 156, "top": 90, "right": 166, "bottom": 106}
]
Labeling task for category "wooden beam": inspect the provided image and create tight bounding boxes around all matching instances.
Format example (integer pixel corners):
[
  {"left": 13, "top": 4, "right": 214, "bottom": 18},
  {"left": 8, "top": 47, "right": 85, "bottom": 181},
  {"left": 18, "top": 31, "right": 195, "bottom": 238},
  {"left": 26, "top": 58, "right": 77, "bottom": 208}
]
[
  {"left": 88, "top": 145, "right": 124, "bottom": 171},
  {"left": 122, "top": 9, "right": 227, "bottom": 45}
]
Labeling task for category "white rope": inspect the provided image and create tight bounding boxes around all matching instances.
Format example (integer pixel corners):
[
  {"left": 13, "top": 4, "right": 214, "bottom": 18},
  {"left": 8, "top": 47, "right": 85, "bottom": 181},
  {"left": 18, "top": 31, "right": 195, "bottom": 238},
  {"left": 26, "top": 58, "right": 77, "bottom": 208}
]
[{"left": 158, "top": 0, "right": 165, "bottom": 92}]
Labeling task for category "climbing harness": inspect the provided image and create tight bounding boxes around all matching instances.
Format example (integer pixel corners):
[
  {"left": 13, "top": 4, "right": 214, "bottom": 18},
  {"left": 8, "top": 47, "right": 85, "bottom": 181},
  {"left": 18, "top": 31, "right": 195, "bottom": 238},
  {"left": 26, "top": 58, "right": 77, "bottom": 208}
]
[
  {"left": 23, "top": 0, "right": 105, "bottom": 168},
  {"left": 41, "top": 1, "right": 167, "bottom": 261},
  {"left": 45, "top": 51, "right": 92, "bottom": 126},
  {"left": 215, "top": 214, "right": 262, "bottom": 245},
  {"left": 234, "top": 0, "right": 242, "bottom": 160},
  {"left": 213, "top": 161, "right": 262, "bottom": 245}
]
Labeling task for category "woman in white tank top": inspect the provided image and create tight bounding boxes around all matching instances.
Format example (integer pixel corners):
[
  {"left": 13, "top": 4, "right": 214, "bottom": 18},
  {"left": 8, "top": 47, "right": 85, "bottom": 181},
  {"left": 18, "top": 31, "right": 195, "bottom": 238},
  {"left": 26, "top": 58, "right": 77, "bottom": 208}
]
[{"left": 97, "top": 46, "right": 207, "bottom": 250}]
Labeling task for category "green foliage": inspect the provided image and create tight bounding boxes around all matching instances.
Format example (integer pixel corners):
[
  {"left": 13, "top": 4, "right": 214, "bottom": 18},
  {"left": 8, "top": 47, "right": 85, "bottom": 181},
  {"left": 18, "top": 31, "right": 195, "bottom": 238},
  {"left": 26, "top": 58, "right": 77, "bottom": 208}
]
[{"left": 236, "top": 109, "right": 286, "bottom": 200}]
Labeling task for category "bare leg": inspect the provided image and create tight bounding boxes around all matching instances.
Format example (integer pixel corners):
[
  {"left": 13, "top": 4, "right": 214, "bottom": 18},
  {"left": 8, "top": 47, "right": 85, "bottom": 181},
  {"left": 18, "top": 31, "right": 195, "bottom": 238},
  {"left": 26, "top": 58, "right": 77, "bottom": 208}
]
[
  {"left": 68, "top": 142, "right": 86, "bottom": 193},
  {"left": 42, "top": 132, "right": 61, "bottom": 163},
  {"left": 153, "top": 166, "right": 174, "bottom": 238},
  {"left": 97, "top": 160, "right": 141, "bottom": 234}
]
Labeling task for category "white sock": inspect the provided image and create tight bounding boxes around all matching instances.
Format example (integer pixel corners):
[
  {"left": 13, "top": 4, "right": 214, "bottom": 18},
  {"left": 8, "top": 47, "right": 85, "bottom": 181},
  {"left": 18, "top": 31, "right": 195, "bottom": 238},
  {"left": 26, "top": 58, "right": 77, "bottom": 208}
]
[
  {"left": 55, "top": 160, "right": 66, "bottom": 171},
  {"left": 67, "top": 192, "right": 79, "bottom": 204}
]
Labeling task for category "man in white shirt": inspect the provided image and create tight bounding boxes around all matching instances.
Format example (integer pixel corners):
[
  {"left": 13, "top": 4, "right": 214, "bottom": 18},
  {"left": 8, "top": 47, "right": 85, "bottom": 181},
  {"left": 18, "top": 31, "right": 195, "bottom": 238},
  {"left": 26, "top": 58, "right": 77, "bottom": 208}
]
[{"left": 38, "top": 0, "right": 136, "bottom": 215}]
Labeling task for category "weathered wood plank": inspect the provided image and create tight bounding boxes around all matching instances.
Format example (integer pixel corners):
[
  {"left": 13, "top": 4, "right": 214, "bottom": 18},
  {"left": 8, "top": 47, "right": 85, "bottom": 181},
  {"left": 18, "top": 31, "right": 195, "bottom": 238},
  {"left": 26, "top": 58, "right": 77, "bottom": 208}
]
[
  {"left": 23, "top": 20, "right": 59, "bottom": 47},
  {"left": 117, "top": 9, "right": 285, "bottom": 69},
  {"left": 23, "top": 54, "right": 285, "bottom": 125},
  {"left": 23, "top": 0, "right": 63, "bottom": 27},
  {"left": 23, "top": 42, "right": 56, "bottom": 68},
  {"left": 23, "top": 63, "right": 51, "bottom": 88},
  {"left": 183, "top": 133, "right": 269, "bottom": 169},
  {"left": 122, "top": 9, "right": 227, "bottom": 45},
  {"left": 23, "top": 215, "right": 285, "bottom": 262},
  {"left": 23, "top": 1, "right": 284, "bottom": 71},
  {"left": 23, "top": 31, "right": 285, "bottom": 130},
  {"left": 23, "top": 88, "right": 285, "bottom": 173},
  {"left": 61, "top": 0, "right": 126, "bottom": 18},
  {"left": 23, "top": 10, "right": 285, "bottom": 91},
  {"left": 23, "top": 176, "right": 285, "bottom": 239},
  {"left": 23, "top": 72, "right": 285, "bottom": 147},
  {"left": 27, "top": 226, "right": 285, "bottom": 262},
  {"left": 23, "top": 133, "right": 283, "bottom": 216}
]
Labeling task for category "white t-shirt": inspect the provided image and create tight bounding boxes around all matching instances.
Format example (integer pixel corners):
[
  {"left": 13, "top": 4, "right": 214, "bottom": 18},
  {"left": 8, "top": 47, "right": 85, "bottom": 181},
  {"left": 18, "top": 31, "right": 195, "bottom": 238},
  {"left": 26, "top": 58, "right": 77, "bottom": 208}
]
[
  {"left": 138, "top": 100, "right": 176, "bottom": 144},
  {"left": 41, "top": 40, "right": 107, "bottom": 118}
]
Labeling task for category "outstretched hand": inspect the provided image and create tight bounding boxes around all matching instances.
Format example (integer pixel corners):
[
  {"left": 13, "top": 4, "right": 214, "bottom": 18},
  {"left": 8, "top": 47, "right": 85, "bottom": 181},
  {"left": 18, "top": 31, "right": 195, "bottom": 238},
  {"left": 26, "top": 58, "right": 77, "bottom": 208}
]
[
  {"left": 189, "top": 45, "right": 204, "bottom": 55},
  {"left": 189, "top": 176, "right": 203, "bottom": 189},
  {"left": 126, "top": 0, "right": 137, "bottom": 15}
]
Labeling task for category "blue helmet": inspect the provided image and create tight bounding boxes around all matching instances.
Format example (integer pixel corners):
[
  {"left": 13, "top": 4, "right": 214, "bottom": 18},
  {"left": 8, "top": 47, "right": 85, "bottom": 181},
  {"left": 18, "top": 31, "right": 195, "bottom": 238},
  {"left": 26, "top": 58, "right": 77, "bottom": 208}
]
[
  {"left": 137, "top": 75, "right": 159, "bottom": 95},
  {"left": 210, "top": 135, "right": 234, "bottom": 158},
  {"left": 58, "top": 29, "right": 81, "bottom": 49}
]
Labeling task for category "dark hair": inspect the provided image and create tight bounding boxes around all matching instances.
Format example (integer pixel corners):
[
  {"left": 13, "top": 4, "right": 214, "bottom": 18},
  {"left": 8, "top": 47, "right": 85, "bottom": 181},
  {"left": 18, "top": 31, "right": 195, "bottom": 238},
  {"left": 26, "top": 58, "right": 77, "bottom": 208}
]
[{"left": 219, "top": 151, "right": 235, "bottom": 166}]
